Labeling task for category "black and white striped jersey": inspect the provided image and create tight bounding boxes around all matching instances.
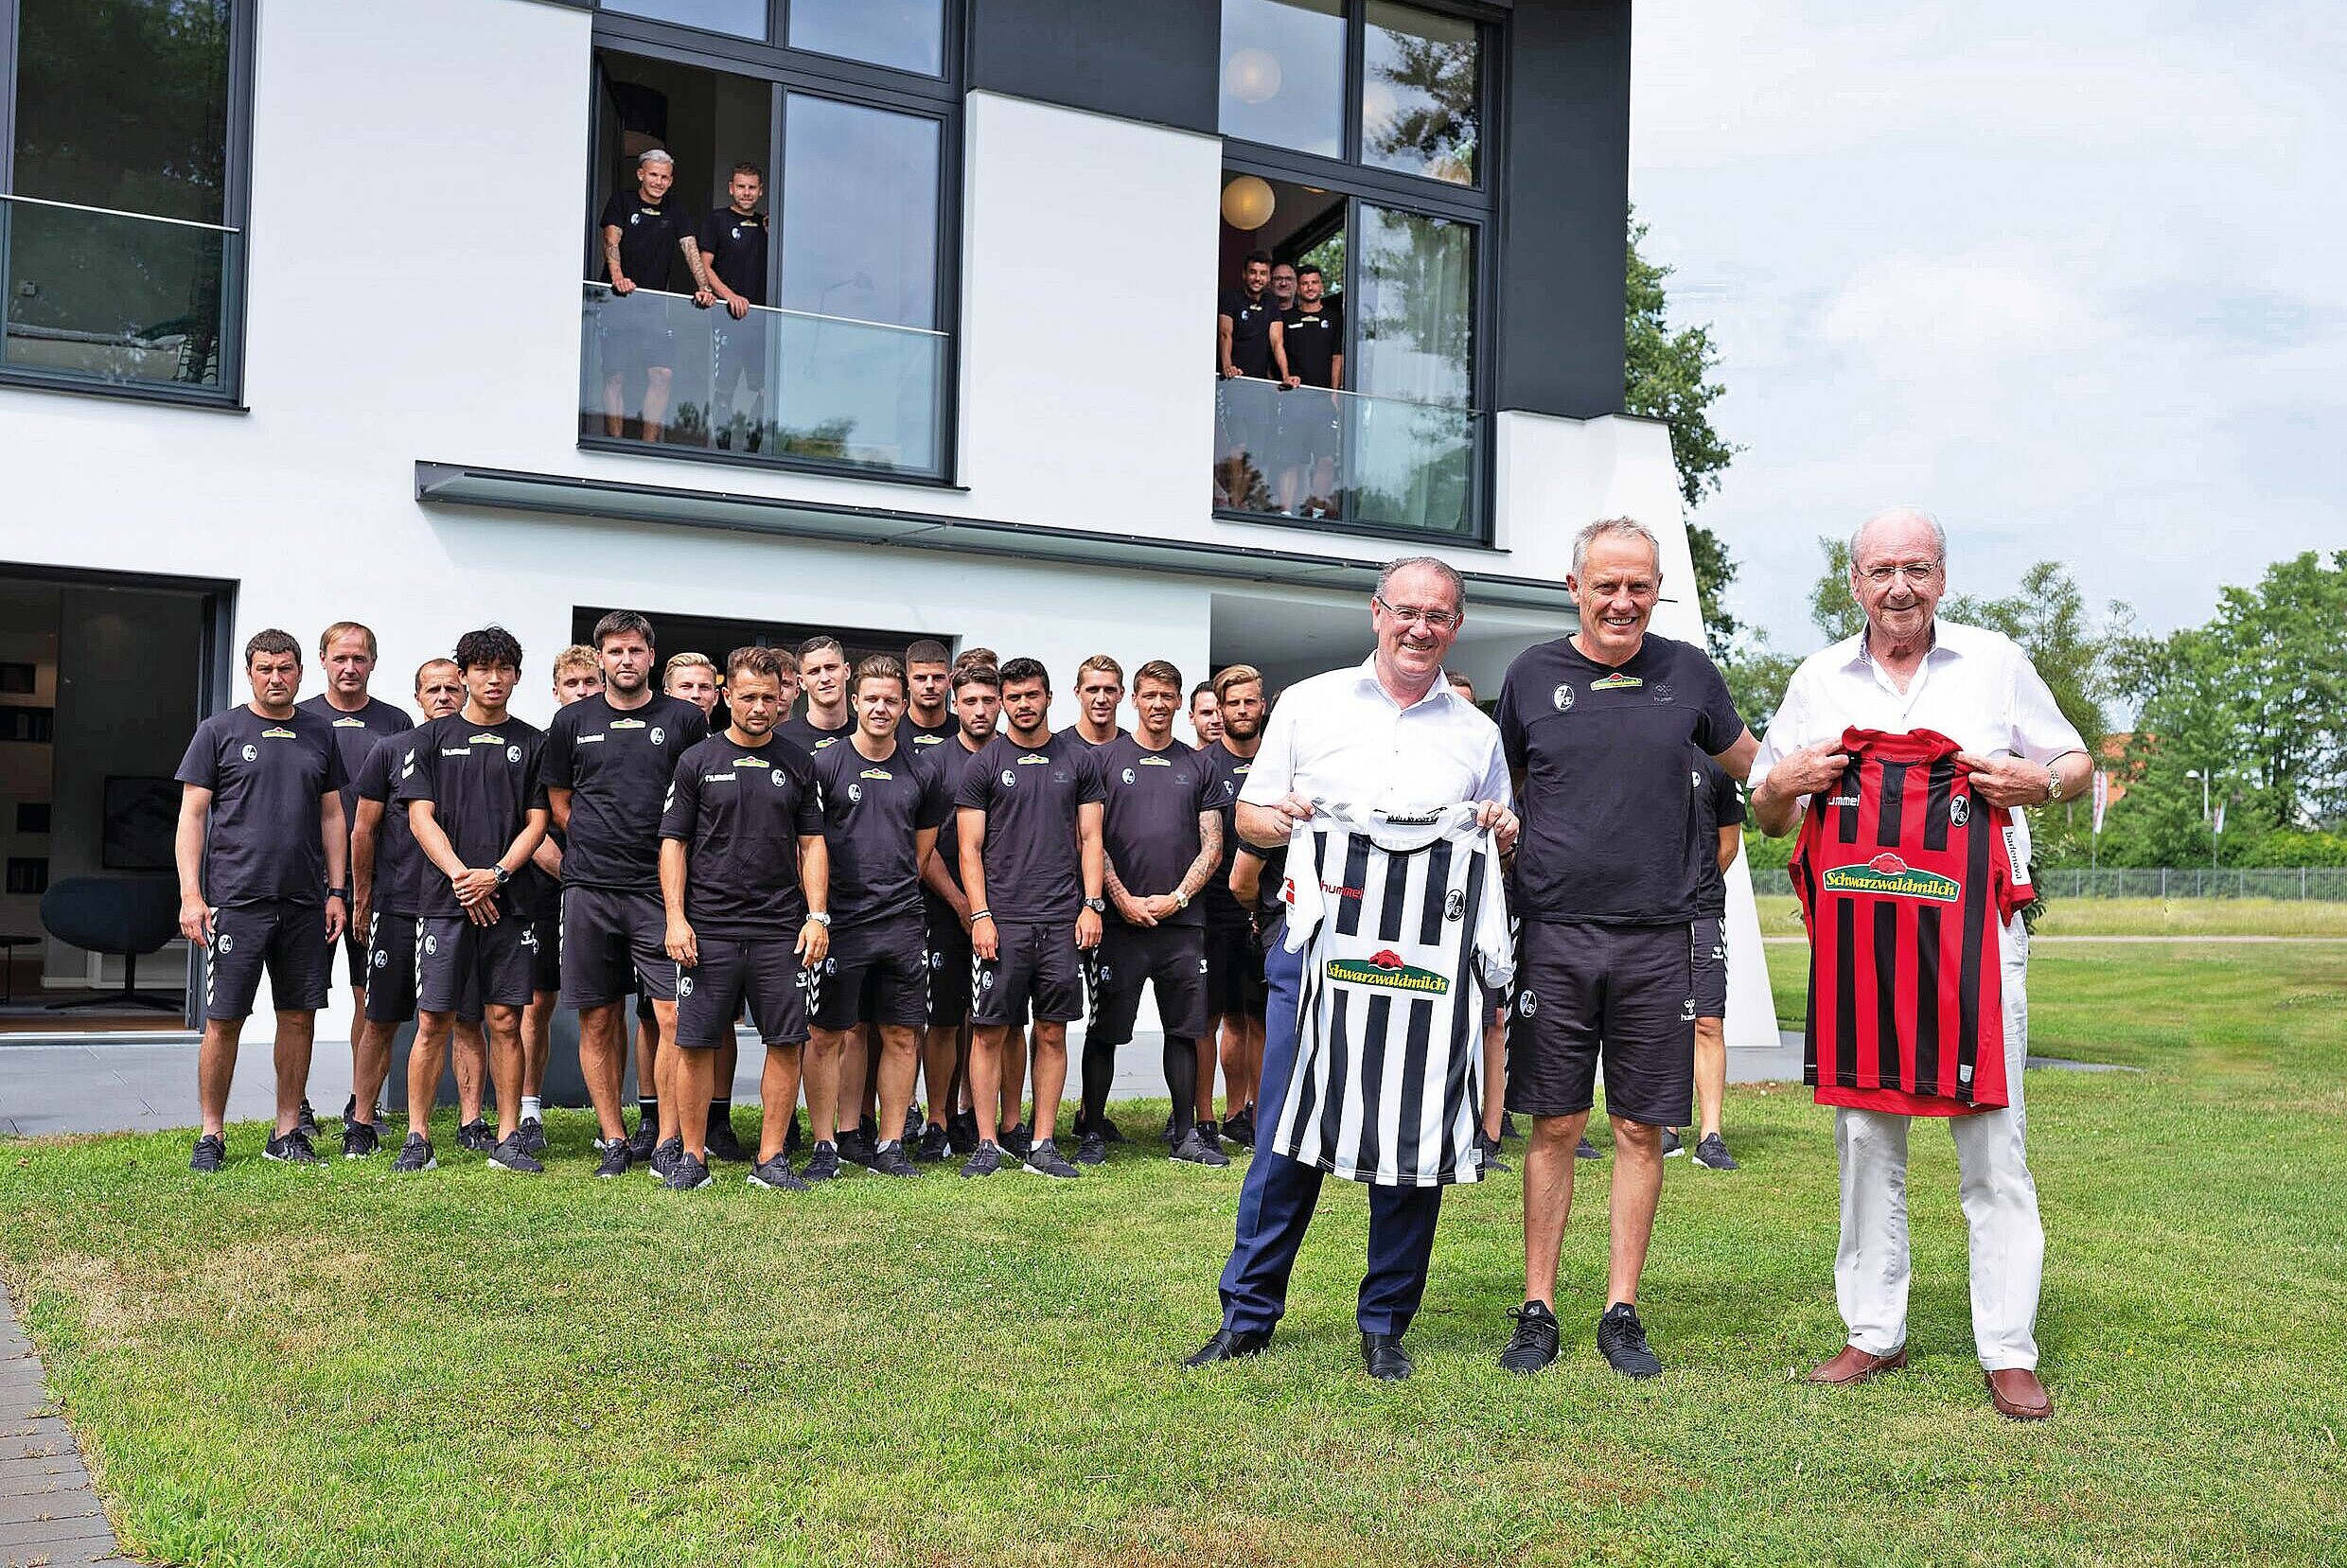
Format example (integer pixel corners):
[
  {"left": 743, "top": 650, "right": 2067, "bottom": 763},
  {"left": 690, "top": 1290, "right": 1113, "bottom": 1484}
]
[{"left": 1268, "top": 802, "right": 1515, "bottom": 1187}]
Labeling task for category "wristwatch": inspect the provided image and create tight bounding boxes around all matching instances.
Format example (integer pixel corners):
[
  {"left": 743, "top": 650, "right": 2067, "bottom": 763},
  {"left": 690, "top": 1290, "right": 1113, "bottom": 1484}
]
[
  {"left": 327, "top": 887, "right": 349, "bottom": 902},
  {"left": 1174, "top": 890, "right": 1190, "bottom": 910},
  {"left": 1083, "top": 896, "right": 1107, "bottom": 913},
  {"left": 807, "top": 911, "right": 832, "bottom": 926},
  {"left": 2041, "top": 765, "right": 2059, "bottom": 804},
  {"left": 493, "top": 865, "right": 511, "bottom": 888}
]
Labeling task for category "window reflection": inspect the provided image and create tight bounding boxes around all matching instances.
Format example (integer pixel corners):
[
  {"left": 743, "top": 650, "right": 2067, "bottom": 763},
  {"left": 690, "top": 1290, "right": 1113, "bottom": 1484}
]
[
  {"left": 600, "top": 0, "right": 766, "bottom": 43},
  {"left": 1362, "top": 1, "right": 1478, "bottom": 185},
  {"left": 781, "top": 95, "right": 940, "bottom": 330},
  {"left": 790, "top": 0, "right": 944, "bottom": 77},
  {"left": 1218, "top": 0, "right": 1345, "bottom": 158}
]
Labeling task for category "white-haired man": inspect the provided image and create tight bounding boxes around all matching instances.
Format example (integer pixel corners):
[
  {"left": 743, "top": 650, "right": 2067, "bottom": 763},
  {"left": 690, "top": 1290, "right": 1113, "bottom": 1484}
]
[{"left": 1752, "top": 506, "right": 2088, "bottom": 1421}]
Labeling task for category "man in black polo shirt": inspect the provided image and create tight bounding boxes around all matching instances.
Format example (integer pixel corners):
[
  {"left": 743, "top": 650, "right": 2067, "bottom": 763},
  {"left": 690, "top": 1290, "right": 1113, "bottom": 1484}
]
[
  {"left": 914, "top": 661, "right": 998, "bottom": 1159},
  {"left": 1491, "top": 518, "right": 1758, "bottom": 1381},
  {"left": 1215, "top": 250, "right": 1278, "bottom": 509},
  {"left": 686, "top": 161, "right": 769, "bottom": 452},
  {"left": 805, "top": 657, "right": 948, "bottom": 1180},
  {"left": 175, "top": 629, "right": 349, "bottom": 1172},
  {"left": 1086, "top": 661, "right": 1226, "bottom": 1169},
  {"left": 779, "top": 636, "right": 852, "bottom": 756},
  {"left": 1271, "top": 263, "right": 1345, "bottom": 519},
  {"left": 659, "top": 646, "right": 830, "bottom": 1193},
  {"left": 904, "top": 639, "right": 957, "bottom": 749},
  {"left": 954, "top": 657, "right": 1107, "bottom": 1180},
  {"left": 393, "top": 627, "right": 551, "bottom": 1175},
  {"left": 544, "top": 610, "right": 710, "bottom": 1179},
  {"left": 1197, "top": 662, "right": 1269, "bottom": 1148},
  {"left": 596, "top": 148, "right": 694, "bottom": 444}
]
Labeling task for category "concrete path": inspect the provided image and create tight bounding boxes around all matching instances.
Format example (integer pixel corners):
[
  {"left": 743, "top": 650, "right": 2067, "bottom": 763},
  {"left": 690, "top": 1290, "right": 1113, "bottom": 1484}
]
[{"left": 0, "top": 1281, "right": 143, "bottom": 1567}]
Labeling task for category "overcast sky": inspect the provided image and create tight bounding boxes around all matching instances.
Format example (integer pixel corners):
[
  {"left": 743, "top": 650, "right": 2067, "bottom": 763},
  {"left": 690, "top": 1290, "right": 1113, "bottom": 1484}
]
[{"left": 1628, "top": 1, "right": 2344, "bottom": 653}]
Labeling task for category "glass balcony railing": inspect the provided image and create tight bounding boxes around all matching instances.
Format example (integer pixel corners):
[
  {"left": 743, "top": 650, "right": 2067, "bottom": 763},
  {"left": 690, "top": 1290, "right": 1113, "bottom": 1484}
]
[
  {"left": 1210, "top": 375, "right": 1483, "bottom": 537},
  {"left": 0, "top": 194, "right": 238, "bottom": 392},
  {"left": 580, "top": 282, "right": 946, "bottom": 479}
]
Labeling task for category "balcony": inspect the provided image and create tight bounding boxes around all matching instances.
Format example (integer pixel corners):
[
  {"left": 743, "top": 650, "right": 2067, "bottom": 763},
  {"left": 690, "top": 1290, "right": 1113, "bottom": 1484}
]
[
  {"left": 578, "top": 282, "right": 947, "bottom": 481},
  {"left": 1210, "top": 376, "right": 1484, "bottom": 539},
  {"left": 0, "top": 195, "right": 238, "bottom": 396}
]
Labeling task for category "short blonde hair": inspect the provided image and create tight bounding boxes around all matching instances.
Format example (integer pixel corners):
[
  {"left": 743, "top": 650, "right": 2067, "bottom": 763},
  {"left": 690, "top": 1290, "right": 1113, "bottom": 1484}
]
[
  {"left": 319, "top": 621, "right": 378, "bottom": 659},
  {"left": 551, "top": 643, "right": 600, "bottom": 682},
  {"left": 662, "top": 650, "right": 718, "bottom": 688}
]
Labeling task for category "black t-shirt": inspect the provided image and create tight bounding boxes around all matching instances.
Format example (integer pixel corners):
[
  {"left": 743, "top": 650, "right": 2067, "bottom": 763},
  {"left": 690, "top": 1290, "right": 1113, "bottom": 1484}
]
[
  {"left": 1497, "top": 633, "right": 1747, "bottom": 925},
  {"left": 175, "top": 705, "right": 349, "bottom": 907},
  {"left": 1277, "top": 305, "right": 1341, "bottom": 387},
  {"left": 1236, "top": 839, "right": 1288, "bottom": 931},
  {"left": 598, "top": 187, "right": 691, "bottom": 292},
  {"left": 811, "top": 740, "right": 950, "bottom": 931},
  {"left": 1195, "top": 741, "right": 1259, "bottom": 930},
  {"left": 777, "top": 714, "right": 852, "bottom": 758},
  {"left": 296, "top": 695, "right": 412, "bottom": 849},
  {"left": 1692, "top": 749, "right": 1748, "bottom": 918},
  {"left": 1098, "top": 734, "right": 1214, "bottom": 928},
  {"left": 543, "top": 693, "right": 709, "bottom": 891},
  {"left": 954, "top": 730, "right": 1106, "bottom": 925},
  {"left": 355, "top": 731, "right": 426, "bottom": 916},
  {"left": 1218, "top": 286, "right": 1277, "bottom": 378},
  {"left": 906, "top": 714, "right": 958, "bottom": 756},
  {"left": 697, "top": 206, "right": 768, "bottom": 305},
  {"left": 658, "top": 732, "right": 823, "bottom": 939},
  {"left": 392, "top": 712, "right": 549, "bottom": 921},
  {"left": 923, "top": 735, "right": 985, "bottom": 919}
]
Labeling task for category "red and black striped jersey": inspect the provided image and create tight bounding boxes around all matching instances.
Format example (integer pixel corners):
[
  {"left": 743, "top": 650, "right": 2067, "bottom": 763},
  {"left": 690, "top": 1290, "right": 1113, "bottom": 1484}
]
[{"left": 1790, "top": 727, "right": 2033, "bottom": 1116}]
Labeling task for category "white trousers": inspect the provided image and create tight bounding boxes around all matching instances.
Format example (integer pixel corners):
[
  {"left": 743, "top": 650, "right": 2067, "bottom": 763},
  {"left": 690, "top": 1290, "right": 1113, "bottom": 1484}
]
[{"left": 1834, "top": 917, "right": 2044, "bottom": 1370}]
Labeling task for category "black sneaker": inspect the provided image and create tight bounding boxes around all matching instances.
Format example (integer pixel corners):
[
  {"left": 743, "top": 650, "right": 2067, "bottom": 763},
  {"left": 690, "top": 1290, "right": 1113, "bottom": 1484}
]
[
  {"left": 947, "top": 1107, "right": 979, "bottom": 1155},
  {"left": 1170, "top": 1128, "right": 1230, "bottom": 1168},
  {"left": 648, "top": 1136, "right": 684, "bottom": 1181},
  {"left": 869, "top": 1140, "right": 920, "bottom": 1178},
  {"left": 1096, "top": 1115, "right": 1126, "bottom": 1144},
  {"left": 999, "top": 1121, "right": 1033, "bottom": 1160},
  {"left": 839, "top": 1125, "right": 880, "bottom": 1170},
  {"left": 455, "top": 1118, "right": 494, "bottom": 1154},
  {"left": 592, "top": 1137, "right": 631, "bottom": 1179},
  {"left": 340, "top": 1094, "right": 360, "bottom": 1134},
  {"left": 1475, "top": 1131, "right": 1511, "bottom": 1174},
  {"left": 342, "top": 1120, "right": 380, "bottom": 1160},
  {"left": 960, "top": 1140, "right": 1008, "bottom": 1179},
  {"left": 1501, "top": 1112, "right": 1521, "bottom": 1141},
  {"left": 1024, "top": 1137, "right": 1081, "bottom": 1179},
  {"left": 749, "top": 1153, "right": 810, "bottom": 1191},
  {"left": 1661, "top": 1129, "right": 1685, "bottom": 1159},
  {"left": 517, "top": 1117, "right": 548, "bottom": 1157},
  {"left": 190, "top": 1133, "right": 226, "bottom": 1172},
  {"left": 1159, "top": 1114, "right": 1178, "bottom": 1149},
  {"left": 914, "top": 1122, "right": 951, "bottom": 1163},
  {"left": 1075, "top": 1130, "right": 1108, "bottom": 1167},
  {"left": 1223, "top": 1108, "right": 1256, "bottom": 1149},
  {"left": 487, "top": 1133, "right": 544, "bottom": 1174},
  {"left": 1498, "top": 1301, "right": 1561, "bottom": 1373},
  {"left": 782, "top": 1112, "right": 806, "bottom": 1160},
  {"left": 662, "top": 1152, "right": 714, "bottom": 1190},
  {"left": 1692, "top": 1133, "right": 1739, "bottom": 1171},
  {"left": 626, "top": 1117, "right": 659, "bottom": 1163},
  {"left": 1576, "top": 1136, "right": 1602, "bottom": 1161},
  {"left": 902, "top": 1103, "right": 924, "bottom": 1143},
  {"left": 704, "top": 1117, "right": 750, "bottom": 1164},
  {"left": 802, "top": 1141, "right": 844, "bottom": 1182},
  {"left": 264, "top": 1128, "right": 321, "bottom": 1166},
  {"left": 393, "top": 1133, "right": 437, "bottom": 1172},
  {"left": 295, "top": 1098, "right": 320, "bottom": 1141},
  {"left": 1597, "top": 1302, "right": 1662, "bottom": 1380}
]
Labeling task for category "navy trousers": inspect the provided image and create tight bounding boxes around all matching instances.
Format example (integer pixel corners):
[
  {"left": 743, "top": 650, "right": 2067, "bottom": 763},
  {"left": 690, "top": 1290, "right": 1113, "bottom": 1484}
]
[{"left": 1217, "top": 935, "right": 1443, "bottom": 1337}]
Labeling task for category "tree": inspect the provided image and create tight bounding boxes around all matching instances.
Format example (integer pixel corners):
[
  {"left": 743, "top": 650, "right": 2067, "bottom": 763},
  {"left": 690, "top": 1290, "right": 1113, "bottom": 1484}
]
[{"left": 1625, "top": 213, "right": 1740, "bottom": 657}]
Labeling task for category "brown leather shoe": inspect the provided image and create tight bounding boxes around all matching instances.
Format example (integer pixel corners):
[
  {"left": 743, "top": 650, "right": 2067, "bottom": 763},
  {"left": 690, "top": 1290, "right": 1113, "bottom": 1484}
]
[
  {"left": 1985, "top": 1367, "right": 2052, "bottom": 1420},
  {"left": 1807, "top": 1344, "right": 1907, "bottom": 1384}
]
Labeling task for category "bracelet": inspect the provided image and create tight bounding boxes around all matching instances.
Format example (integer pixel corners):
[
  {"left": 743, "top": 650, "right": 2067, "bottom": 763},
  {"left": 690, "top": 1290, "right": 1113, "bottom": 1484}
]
[
  {"left": 2042, "top": 765, "right": 2059, "bottom": 804},
  {"left": 971, "top": 909, "right": 993, "bottom": 923}
]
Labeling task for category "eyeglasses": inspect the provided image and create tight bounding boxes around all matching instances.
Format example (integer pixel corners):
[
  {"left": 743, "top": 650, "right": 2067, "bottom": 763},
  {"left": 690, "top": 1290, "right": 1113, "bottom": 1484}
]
[
  {"left": 1375, "top": 595, "right": 1461, "bottom": 631},
  {"left": 1857, "top": 561, "right": 1943, "bottom": 586}
]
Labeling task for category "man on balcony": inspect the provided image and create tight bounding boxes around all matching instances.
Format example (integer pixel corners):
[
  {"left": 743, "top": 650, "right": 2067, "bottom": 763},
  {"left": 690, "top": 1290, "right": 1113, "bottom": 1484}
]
[
  {"left": 1215, "top": 251, "right": 1279, "bottom": 510},
  {"left": 596, "top": 148, "right": 693, "bottom": 445},
  {"left": 685, "top": 161, "right": 769, "bottom": 452},
  {"left": 1271, "top": 263, "right": 1344, "bottom": 519}
]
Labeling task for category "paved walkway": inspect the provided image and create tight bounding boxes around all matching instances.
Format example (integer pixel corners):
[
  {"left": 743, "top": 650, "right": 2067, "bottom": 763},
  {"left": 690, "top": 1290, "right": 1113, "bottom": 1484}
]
[{"left": 0, "top": 1281, "right": 142, "bottom": 1567}]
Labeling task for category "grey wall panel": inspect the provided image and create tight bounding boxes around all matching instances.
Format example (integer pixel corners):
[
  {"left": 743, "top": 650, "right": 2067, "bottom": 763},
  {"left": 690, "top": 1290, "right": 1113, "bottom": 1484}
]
[{"left": 967, "top": 0, "right": 1221, "bottom": 134}]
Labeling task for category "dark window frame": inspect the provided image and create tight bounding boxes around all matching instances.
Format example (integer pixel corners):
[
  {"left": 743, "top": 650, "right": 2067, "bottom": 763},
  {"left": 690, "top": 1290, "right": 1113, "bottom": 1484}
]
[
  {"left": 582, "top": 8, "right": 963, "bottom": 484},
  {"left": 0, "top": 0, "right": 256, "bottom": 410}
]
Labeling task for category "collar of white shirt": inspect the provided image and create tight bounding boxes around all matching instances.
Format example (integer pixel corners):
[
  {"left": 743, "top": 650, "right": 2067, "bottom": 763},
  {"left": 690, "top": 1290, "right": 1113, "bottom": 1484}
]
[{"left": 1348, "top": 655, "right": 1468, "bottom": 714}]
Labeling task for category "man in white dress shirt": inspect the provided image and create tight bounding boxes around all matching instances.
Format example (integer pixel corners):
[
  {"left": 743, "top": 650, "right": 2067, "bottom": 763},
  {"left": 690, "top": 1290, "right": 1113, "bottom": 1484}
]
[
  {"left": 1183, "top": 557, "right": 1517, "bottom": 1383},
  {"left": 1752, "top": 506, "right": 2088, "bottom": 1420}
]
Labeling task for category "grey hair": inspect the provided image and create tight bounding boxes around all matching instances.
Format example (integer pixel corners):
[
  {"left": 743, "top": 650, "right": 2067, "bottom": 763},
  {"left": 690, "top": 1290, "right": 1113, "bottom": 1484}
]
[
  {"left": 1851, "top": 506, "right": 1947, "bottom": 566},
  {"left": 637, "top": 148, "right": 675, "bottom": 167},
  {"left": 1375, "top": 555, "right": 1465, "bottom": 613},
  {"left": 1570, "top": 517, "right": 1663, "bottom": 579}
]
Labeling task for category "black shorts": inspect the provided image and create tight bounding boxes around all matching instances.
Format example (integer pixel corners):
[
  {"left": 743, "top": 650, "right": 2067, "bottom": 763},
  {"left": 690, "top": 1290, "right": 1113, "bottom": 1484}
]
[
  {"left": 203, "top": 900, "right": 333, "bottom": 1021},
  {"left": 678, "top": 937, "right": 808, "bottom": 1050},
  {"left": 1505, "top": 919, "right": 1694, "bottom": 1128},
  {"left": 974, "top": 919, "right": 1083, "bottom": 1028},
  {"left": 1215, "top": 376, "right": 1278, "bottom": 465},
  {"left": 597, "top": 293, "right": 675, "bottom": 377},
  {"left": 560, "top": 885, "right": 672, "bottom": 1009},
  {"left": 528, "top": 907, "right": 561, "bottom": 995},
  {"left": 1690, "top": 915, "right": 1728, "bottom": 1021},
  {"left": 712, "top": 314, "right": 767, "bottom": 393},
  {"left": 1091, "top": 923, "right": 1208, "bottom": 1043},
  {"left": 812, "top": 912, "right": 928, "bottom": 1031},
  {"left": 1204, "top": 922, "right": 1267, "bottom": 1020},
  {"left": 340, "top": 926, "right": 369, "bottom": 989},
  {"left": 925, "top": 910, "right": 972, "bottom": 1028},
  {"left": 415, "top": 913, "right": 535, "bottom": 1013},
  {"left": 1278, "top": 387, "right": 1339, "bottom": 472},
  {"left": 364, "top": 911, "right": 484, "bottom": 1025}
]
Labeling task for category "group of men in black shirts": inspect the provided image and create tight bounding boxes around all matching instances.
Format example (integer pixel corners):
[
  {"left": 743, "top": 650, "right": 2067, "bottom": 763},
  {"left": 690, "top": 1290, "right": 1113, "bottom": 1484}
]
[
  {"left": 1215, "top": 250, "right": 1346, "bottom": 517},
  {"left": 173, "top": 615, "right": 1297, "bottom": 1194},
  {"left": 594, "top": 147, "right": 771, "bottom": 449}
]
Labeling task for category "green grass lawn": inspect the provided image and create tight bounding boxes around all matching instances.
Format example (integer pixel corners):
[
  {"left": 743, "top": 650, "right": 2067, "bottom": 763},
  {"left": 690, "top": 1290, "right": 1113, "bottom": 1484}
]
[
  {"left": 1753, "top": 893, "right": 2347, "bottom": 938},
  {"left": 6, "top": 944, "right": 2346, "bottom": 1566}
]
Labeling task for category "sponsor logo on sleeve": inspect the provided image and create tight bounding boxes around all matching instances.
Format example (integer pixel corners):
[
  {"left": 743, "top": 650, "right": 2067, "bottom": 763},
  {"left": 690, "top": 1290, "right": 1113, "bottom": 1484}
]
[
  {"left": 1821, "top": 853, "right": 1961, "bottom": 903},
  {"left": 1326, "top": 947, "right": 1451, "bottom": 995}
]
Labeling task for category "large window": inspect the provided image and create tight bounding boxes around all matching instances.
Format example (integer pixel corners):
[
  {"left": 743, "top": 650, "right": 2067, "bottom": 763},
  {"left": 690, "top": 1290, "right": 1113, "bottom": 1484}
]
[
  {"left": 581, "top": 7, "right": 957, "bottom": 481},
  {"left": 0, "top": 0, "right": 250, "bottom": 400},
  {"left": 1214, "top": 0, "right": 1492, "bottom": 538}
]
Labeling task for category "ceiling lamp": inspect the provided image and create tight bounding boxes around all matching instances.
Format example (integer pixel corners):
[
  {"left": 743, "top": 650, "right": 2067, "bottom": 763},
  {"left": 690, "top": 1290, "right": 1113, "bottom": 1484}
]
[{"left": 1220, "top": 174, "right": 1277, "bottom": 231}]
